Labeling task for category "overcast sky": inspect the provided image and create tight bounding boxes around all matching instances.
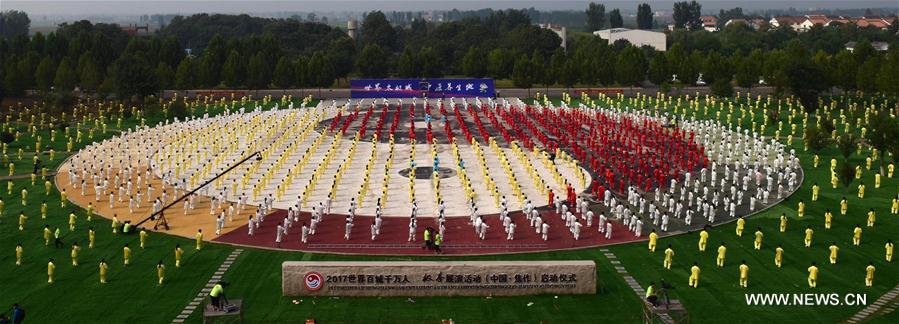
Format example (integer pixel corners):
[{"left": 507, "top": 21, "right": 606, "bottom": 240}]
[{"left": 5, "top": 0, "right": 898, "bottom": 16}]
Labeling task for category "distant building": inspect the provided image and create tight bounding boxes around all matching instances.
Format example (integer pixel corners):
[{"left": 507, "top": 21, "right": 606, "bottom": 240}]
[
  {"left": 845, "top": 41, "right": 890, "bottom": 52},
  {"left": 701, "top": 16, "right": 718, "bottom": 32},
  {"left": 770, "top": 15, "right": 896, "bottom": 32},
  {"left": 538, "top": 23, "right": 568, "bottom": 49},
  {"left": 593, "top": 28, "right": 666, "bottom": 51},
  {"left": 347, "top": 19, "right": 358, "bottom": 39},
  {"left": 769, "top": 16, "right": 806, "bottom": 31},
  {"left": 120, "top": 24, "right": 149, "bottom": 36}
]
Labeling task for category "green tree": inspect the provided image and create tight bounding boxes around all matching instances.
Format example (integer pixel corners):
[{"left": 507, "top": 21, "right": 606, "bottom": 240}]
[
  {"left": 361, "top": 11, "right": 397, "bottom": 49},
  {"left": 838, "top": 134, "right": 855, "bottom": 161},
  {"left": 418, "top": 47, "right": 441, "bottom": 77},
  {"left": 462, "top": 47, "right": 486, "bottom": 78},
  {"left": 356, "top": 43, "right": 388, "bottom": 78},
  {"left": 636, "top": 4, "right": 653, "bottom": 29},
  {"left": 585, "top": 2, "right": 606, "bottom": 31},
  {"left": 0, "top": 10, "right": 31, "bottom": 39},
  {"left": 734, "top": 49, "right": 762, "bottom": 89},
  {"left": 35, "top": 56, "right": 56, "bottom": 92},
  {"left": 53, "top": 57, "right": 77, "bottom": 91},
  {"left": 396, "top": 46, "right": 419, "bottom": 78},
  {"left": 703, "top": 51, "right": 732, "bottom": 96},
  {"left": 3, "top": 60, "right": 25, "bottom": 96},
  {"left": 804, "top": 124, "right": 828, "bottom": 154},
  {"left": 855, "top": 57, "right": 880, "bottom": 93},
  {"left": 609, "top": 9, "right": 624, "bottom": 28},
  {"left": 326, "top": 37, "right": 356, "bottom": 82},
  {"left": 511, "top": 54, "right": 535, "bottom": 89},
  {"left": 196, "top": 54, "right": 219, "bottom": 88},
  {"left": 830, "top": 50, "right": 857, "bottom": 91},
  {"left": 487, "top": 48, "right": 513, "bottom": 79},
  {"left": 673, "top": 1, "right": 702, "bottom": 30},
  {"left": 246, "top": 53, "right": 271, "bottom": 90},
  {"left": 77, "top": 55, "right": 103, "bottom": 91},
  {"left": 220, "top": 50, "right": 243, "bottom": 88},
  {"left": 272, "top": 57, "right": 295, "bottom": 88},
  {"left": 111, "top": 53, "right": 158, "bottom": 100},
  {"left": 876, "top": 49, "right": 899, "bottom": 95},
  {"left": 294, "top": 56, "right": 309, "bottom": 88},
  {"left": 615, "top": 45, "right": 647, "bottom": 86},
  {"left": 647, "top": 54, "right": 668, "bottom": 86},
  {"left": 154, "top": 62, "right": 175, "bottom": 90},
  {"left": 866, "top": 112, "right": 899, "bottom": 174},
  {"left": 559, "top": 60, "right": 579, "bottom": 90},
  {"left": 530, "top": 50, "right": 545, "bottom": 86},
  {"left": 308, "top": 51, "right": 335, "bottom": 88},
  {"left": 174, "top": 58, "right": 196, "bottom": 90}
]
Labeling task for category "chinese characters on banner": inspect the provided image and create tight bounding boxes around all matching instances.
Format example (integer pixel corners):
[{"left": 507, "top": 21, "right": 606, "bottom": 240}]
[{"left": 350, "top": 78, "right": 495, "bottom": 98}]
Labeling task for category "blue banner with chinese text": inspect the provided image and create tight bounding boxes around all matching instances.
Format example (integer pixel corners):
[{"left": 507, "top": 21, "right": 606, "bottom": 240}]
[{"left": 350, "top": 78, "right": 495, "bottom": 98}]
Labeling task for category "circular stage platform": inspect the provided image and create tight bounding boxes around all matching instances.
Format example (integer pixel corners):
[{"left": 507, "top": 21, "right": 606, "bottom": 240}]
[{"left": 56, "top": 97, "right": 801, "bottom": 255}]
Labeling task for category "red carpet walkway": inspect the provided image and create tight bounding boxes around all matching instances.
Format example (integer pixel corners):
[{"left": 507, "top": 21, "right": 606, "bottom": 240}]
[{"left": 214, "top": 208, "right": 639, "bottom": 256}]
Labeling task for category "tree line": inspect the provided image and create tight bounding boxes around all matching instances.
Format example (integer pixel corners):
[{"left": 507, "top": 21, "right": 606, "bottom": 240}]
[{"left": 1, "top": 8, "right": 898, "bottom": 106}]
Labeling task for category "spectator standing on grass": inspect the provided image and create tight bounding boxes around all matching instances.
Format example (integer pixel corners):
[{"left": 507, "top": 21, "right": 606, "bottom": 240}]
[
  {"left": 646, "top": 282, "right": 658, "bottom": 306},
  {"left": 11, "top": 304, "right": 24, "bottom": 324}
]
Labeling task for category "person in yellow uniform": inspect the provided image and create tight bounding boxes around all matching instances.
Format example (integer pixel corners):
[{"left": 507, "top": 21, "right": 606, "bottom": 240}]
[
  {"left": 15, "top": 243, "right": 23, "bottom": 266},
  {"left": 739, "top": 260, "right": 749, "bottom": 288},
  {"left": 811, "top": 183, "right": 819, "bottom": 201},
  {"left": 886, "top": 240, "right": 894, "bottom": 262},
  {"left": 716, "top": 243, "right": 727, "bottom": 267},
  {"left": 648, "top": 230, "right": 658, "bottom": 252},
  {"left": 698, "top": 228, "right": 709, "bottom": 252},
  {"left": 689, "top": 262, "right": 701, "bottom": 288},
  {"left": 840, "top": 197, "right": 848, "bottom": 215},
  {"left": 61, "top": 189, "right": 67, "bottom": 208},
  {"left": 17, "top": 212, "right": 27, "bottom": 231},
  {"left": 857, "top": 182, "right": 865, "bottom": 199},
  {"left": 123, "top": 244, "right": 132, "bottom": 266},
  {"left": 48, "top": 258, "right": 56, "bottom": 284},
  {"left": 99, "top": 258, "right": 108, "bottom": 283},
  {"left": 68, "top": 212, "right": 76, "bottom": 231},
  {"left": 111, "top": 214, "right": 119, "bottom": 234},
  {"left": 140, "top": 228, "right": 148, "bottom": 248},
  {"left": 892, "top": 195, "right": 899, "bottom": 215},
  {"left": 157, "top": 261, "right": 166, "bottom": 285},
  {"left": 853, "top": 224, "right": 863, "bottom": 246},
  {"left": 175, "top": 244, "right": 184, "bottom": 267},
  {"left": 779, "top": 213, "right": 788, "bottom": 232},
  {"left": 196, "top": 229, "right": 203, "bottom": 250},
  {"left": 804, "top": 226, "right": 814, "bottom": 247},
  {"left": 824, "top": 209, "right": 833, "bottom": 229},
  {"left": 797, "top": 200, "right": 805, "bottom": 217},
  {"left": 71, "top": 242, "right": 80, "bottom": 266},
  {"left": 889, "top": 162, "right": 895, "bottom": 178},
  {"left": 866, "top": 208, "right": 876, "bottom": 227},
  {"left": 21, "top": 188, "right": 27, "bottom": 206},
  {"left": 865, "top": 261, "right": 876, "bottom": 287},
  {"left": 663, "top": 244, "right": 674, "bottom": 270},
  {"left": 88, "top": 226, "right": 95, "bottom": 248},
  {"left": 808, "top": 262, "right": 819, "bottom": 288},
  {"left": 45, "top": 180, "right": 52, "bottom": 195},
  {"left": 775, "top": 244, "right": 784, "bottom": 268},
  {"left": 829, "top": 242, "right": 839, "bottom": 264},
  {"left": 875, "top": 173, "right": 881, "bottom": 188},
  {"left": 43, "top": 225, "right": 51, "bottom": 246},
  {"left": 40, "top": 201, "right": 47, "bottom": 219},
  {"left": 754, "top": 227, "right": 764, "bottom": 250},
  {"left": 736, "top": 217, "right": 745, "bottom": 236}
]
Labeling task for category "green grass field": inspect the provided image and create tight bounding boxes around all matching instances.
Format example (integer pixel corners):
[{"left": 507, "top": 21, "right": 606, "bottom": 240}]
[{"left": 1, "top": 93, "right": 897, "bottom": 323}]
